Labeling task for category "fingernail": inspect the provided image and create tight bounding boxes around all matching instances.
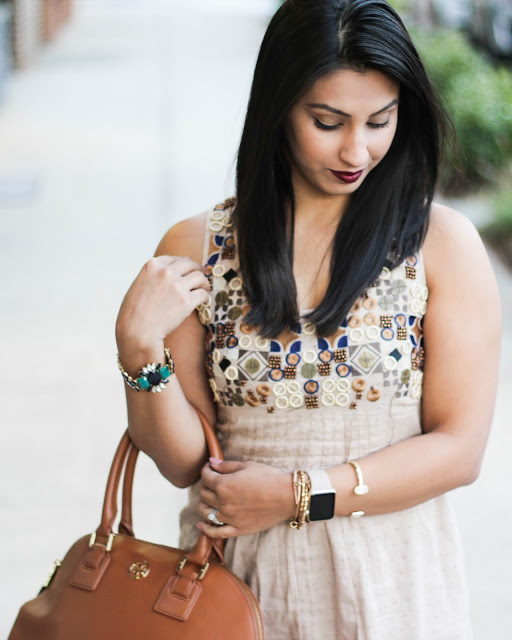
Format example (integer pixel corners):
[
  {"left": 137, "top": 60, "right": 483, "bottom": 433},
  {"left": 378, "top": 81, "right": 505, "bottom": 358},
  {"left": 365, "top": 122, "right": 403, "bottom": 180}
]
[{"left": 209, "top": 457, "right": 222, "bottom": 465}]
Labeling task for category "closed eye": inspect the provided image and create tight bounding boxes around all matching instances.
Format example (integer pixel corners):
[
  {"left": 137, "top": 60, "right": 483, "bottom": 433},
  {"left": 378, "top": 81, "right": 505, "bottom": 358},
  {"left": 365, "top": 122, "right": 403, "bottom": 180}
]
[
  {"left": 314, "top": 118, "right": 391, "bottom": 131},
  {"left": 368, "top": 121, "right": 390, "bottom": 129},
  {"left": 313, "top": 118, "right": 340, "bottom": 131}
]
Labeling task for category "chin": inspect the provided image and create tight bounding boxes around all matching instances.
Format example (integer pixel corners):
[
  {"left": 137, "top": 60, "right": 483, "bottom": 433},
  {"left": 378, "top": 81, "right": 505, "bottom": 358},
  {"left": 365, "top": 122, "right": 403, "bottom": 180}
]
[{"left": 324, "top": 180, "right": 365, "bottom": 197}]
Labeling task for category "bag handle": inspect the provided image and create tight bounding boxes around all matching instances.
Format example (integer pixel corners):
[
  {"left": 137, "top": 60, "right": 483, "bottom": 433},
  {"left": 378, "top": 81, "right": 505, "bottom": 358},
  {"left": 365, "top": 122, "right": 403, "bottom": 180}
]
[
  {"left": 118, "top": 409, "right": 223, "bottom": 536},
  {"left": 95, "top": 430, "right": 132, "bottom": 539},
  {"left": 118, "top": 443, "right": 137, "bottom": 537},
  {"left": 94, "top": 409, "right": 225, "bottom": 563}
]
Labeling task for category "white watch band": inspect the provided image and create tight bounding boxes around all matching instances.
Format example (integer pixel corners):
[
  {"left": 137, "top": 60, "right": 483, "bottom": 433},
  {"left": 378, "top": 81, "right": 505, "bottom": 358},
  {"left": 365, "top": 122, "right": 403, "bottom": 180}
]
[{"left": 306, "top": 469, "right": 335, "bottom": 494}]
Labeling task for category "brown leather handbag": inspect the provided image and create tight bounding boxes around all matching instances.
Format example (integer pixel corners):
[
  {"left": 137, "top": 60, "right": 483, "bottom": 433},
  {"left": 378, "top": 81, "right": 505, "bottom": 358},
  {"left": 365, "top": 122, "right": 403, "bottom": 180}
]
[{"left": 9, "top": 412, "right": 264, "bottom": 639}]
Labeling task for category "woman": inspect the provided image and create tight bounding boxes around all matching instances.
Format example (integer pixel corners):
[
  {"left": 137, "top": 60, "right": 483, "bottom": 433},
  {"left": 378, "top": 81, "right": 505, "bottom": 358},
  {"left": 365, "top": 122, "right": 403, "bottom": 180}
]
[{"left": 116, "top": 1, "right": 501, "bottom": 638}]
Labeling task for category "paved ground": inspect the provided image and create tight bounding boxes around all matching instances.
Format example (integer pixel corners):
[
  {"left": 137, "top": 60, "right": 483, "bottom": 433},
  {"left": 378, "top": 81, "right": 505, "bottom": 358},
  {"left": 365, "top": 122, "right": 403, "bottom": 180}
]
[{"left": 1, "top": 1, "right": 510, "bottom": 636}]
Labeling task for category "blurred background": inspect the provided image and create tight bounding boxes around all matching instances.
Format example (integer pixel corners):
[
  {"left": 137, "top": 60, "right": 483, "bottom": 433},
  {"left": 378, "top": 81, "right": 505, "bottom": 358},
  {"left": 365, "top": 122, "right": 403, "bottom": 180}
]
[{"left": 1, "top": 0, "right": 511, "bottom": 637}]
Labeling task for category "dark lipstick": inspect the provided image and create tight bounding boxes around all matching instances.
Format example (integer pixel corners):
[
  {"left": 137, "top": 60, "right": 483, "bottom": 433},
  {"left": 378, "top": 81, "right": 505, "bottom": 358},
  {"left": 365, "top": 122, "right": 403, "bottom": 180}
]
[{"left": 330, "top": 170, "right": 364, "bottom": 184}]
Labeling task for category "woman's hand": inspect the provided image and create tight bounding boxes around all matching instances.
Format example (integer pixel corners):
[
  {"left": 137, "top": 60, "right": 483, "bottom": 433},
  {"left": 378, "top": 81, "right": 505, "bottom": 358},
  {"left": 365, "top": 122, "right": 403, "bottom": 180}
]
[
  {"left": 116, "top": 255, "right": 210, "bottom": 359},
  {"left": 197, "top": 459, "right": 296, "bottom": 539}
]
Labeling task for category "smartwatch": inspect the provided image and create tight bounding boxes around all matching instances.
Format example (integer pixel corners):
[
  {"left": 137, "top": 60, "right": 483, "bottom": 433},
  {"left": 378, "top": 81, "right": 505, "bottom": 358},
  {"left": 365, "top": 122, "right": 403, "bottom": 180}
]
[{"left": 306, "top": 469, "right": 336, "bottom": 521}]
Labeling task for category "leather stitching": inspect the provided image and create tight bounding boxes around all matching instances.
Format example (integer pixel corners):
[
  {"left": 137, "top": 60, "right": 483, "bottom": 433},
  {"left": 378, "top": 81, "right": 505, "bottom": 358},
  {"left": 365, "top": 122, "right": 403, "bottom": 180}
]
[{"left": 153, "top": 575, "right": 202, "bottom": 621}]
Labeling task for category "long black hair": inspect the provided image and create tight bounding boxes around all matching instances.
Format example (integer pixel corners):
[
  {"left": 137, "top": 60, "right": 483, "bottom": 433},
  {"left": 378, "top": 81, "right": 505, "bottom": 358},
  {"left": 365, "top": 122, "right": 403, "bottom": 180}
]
[{"left": 234, "top": 0, "right": 448, "bottom": 338}]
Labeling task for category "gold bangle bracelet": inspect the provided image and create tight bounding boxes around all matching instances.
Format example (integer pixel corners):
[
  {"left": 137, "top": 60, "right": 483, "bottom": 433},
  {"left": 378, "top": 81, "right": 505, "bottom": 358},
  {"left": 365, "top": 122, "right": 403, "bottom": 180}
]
[{"left": 289, "top": 470, "right": 311, "bottom": 530}]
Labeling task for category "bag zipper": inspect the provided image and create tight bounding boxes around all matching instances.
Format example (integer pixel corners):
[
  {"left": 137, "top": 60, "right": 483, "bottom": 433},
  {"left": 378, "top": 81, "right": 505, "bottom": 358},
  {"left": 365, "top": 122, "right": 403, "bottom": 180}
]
[
  {"left": 241, "top": 581, "right": 265, "bottom": 639},
  {"left": 216, "top": 561, "right": 264, "bottom": 639}
]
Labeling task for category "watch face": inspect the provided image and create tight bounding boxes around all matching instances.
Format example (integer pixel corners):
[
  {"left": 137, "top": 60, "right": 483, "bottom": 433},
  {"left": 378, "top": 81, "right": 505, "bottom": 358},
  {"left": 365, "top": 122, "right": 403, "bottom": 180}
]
[{"left": 309, "top": 491, "right": 336, "bottom": 521}]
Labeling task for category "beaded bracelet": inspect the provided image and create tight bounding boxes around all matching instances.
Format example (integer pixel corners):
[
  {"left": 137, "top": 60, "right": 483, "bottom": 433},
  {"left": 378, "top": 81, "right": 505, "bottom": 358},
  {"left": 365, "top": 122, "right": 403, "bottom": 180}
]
[
  {"left": 289, "top": 470, "right": 311, "bottom": 530},
  {"left": 117, "top": 348, "right": 175, "bottom": 393}
]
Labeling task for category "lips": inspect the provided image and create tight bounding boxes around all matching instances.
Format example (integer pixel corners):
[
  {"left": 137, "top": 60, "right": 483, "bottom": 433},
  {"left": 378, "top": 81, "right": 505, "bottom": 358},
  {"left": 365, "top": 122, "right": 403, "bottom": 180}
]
[{"left": 330, "top": 170, "right": 364, "bottom": 184}]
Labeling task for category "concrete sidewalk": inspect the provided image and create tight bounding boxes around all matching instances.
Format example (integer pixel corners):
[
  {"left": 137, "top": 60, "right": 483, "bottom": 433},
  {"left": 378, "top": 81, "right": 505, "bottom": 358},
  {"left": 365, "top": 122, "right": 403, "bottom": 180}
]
[{"left": 1, "top": 1, "right": 510, "bottom": 636}]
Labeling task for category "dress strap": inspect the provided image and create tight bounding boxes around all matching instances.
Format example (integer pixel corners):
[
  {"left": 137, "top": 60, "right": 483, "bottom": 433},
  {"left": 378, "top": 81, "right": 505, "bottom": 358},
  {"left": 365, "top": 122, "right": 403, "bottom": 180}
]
[
  {"left": 202, "top": 207, "right": 214, "bottom": 266},
  {"left": 202, "top": 198, "right": 237, "bottom": 269},
  {"left": 415, "top": 248, "right": 428, "bottom": 288}
]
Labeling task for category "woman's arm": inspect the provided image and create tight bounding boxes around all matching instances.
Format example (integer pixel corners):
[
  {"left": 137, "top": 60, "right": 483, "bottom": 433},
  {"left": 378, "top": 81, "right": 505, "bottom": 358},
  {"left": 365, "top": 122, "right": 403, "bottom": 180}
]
[
  {"left": 197, "top": 204, "right": 502, "bottom": 537},
  {"left": 116, "top": 212, "right": 216, "bottom": 488},
  {"left": 330, "top": 203, "right": 501, "bottom": 514}
]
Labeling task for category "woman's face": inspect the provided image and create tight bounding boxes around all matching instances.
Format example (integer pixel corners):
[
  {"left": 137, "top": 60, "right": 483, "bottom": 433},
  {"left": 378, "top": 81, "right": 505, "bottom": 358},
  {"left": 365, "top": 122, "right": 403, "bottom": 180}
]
[{"left": 286, "top": 68, "right": 400, "bottom": 200}]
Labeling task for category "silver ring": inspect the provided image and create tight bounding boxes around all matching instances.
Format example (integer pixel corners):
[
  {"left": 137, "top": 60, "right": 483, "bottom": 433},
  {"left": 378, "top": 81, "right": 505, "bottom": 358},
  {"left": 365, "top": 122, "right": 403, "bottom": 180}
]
[{"left": 207, "top": 509, "right": 225, "bottom": 527}]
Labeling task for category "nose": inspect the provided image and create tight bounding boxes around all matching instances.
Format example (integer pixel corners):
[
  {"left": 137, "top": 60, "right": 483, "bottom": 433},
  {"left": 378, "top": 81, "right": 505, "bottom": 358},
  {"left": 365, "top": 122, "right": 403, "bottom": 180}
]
[{"left": 339, "top": 126, "right": 370, "bottom": 169}]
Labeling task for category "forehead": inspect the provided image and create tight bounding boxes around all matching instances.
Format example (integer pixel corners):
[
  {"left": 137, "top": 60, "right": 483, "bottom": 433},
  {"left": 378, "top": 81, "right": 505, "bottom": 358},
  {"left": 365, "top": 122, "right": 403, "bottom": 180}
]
[{"left": 301, "top": 68, "right": 400, "bottom": 109}]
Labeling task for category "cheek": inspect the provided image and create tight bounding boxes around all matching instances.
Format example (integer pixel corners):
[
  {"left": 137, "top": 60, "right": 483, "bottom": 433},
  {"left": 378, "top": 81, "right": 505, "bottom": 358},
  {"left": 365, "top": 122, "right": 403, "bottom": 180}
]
[
  {"left": 372, "top": 127, "right": 398, "bottom": 161},
  {"left": 290, "top": 126, "right": 332, "bottom": 166}
]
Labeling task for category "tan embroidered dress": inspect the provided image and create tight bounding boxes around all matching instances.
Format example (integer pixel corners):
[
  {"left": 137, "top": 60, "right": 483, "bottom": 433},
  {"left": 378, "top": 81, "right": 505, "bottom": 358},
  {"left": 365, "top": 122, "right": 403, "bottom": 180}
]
[{"left": 180, "top": 201, "right": 472, "bottom": 640}]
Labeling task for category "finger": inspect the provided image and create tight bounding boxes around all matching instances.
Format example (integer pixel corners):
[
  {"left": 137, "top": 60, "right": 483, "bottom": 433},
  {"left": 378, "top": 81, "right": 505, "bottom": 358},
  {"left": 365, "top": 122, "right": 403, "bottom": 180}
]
[
  {"left": 197, "top": 500, "right": 219, "bottom": 518},
  {"left": 171, "top": 256, "right": 205, "bottom": 277},
  {"left": 200, "top": 460, "right": 245, "bottom": 491},
  {"left": 198, "top": 501, "right": 227, "bottom": 525},
  {"left": 198, "top": 486, "right": 218, "bottom": 506},
  {"left": 181, "top": 271, "right": 211, "bottom": 293},
  {"left": 200, "top": 464, "right": 220, "bottom": 490},
  {"left": 196, "top": 522, "right": 237, "bottom": 539},
  {"left": 191, "top": 288, "right": 211, "bottom": 308},
  {"left": 209, "top": 459, "right": 246, "bottom": 474},
  {"left": 153, "top": 255, "right": 178, "bottom": 266}
]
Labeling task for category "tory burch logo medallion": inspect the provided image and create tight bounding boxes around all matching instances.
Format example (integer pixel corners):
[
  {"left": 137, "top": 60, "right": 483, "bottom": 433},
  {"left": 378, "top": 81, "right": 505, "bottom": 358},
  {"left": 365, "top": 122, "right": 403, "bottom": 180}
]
[{"left": 128, "top": 561, "right": 150, "bottom": 580}]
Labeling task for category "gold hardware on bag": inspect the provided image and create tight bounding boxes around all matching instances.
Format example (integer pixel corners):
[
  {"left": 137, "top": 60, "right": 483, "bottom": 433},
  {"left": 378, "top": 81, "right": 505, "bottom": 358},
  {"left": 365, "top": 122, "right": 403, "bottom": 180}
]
[
  {"left": 89, "top": 531, "right": 115, "bottom": 552},
  {"left": 198, "top": 562, "right": 210, "bottom": 580},
  {"left": 177, "top": 555, "right": 210, "bottom": 580},
  {"left": 40, "top": 559, "right": 61, "bottom": 592},
  {"left": 128, "top": 561, "right": 150, "bottom": 580}
]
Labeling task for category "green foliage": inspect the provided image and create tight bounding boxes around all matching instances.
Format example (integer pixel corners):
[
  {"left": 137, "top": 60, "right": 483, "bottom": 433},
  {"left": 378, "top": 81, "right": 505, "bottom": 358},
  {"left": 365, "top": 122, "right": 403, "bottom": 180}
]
[
  {"left": 280, "top": 0, "right": 411, "bottom": 11},
  {"left": 386, "top": 0, "right": 410, "bottom": 13},
  {"left": 481, "top": 186, "right": 512, "bottom": 266},
  {"left": 492, "top": 186, "right": 512, "bottom": 228},
  {"left": 413, "top": 29, "right": 512, "bottom": 193}
]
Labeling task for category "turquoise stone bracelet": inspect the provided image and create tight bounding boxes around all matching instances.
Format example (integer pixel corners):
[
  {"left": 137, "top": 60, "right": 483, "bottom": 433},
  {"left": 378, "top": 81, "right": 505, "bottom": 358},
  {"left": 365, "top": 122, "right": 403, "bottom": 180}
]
[{"left": 118, "top": 348, "right": 175, "bottom": 393}]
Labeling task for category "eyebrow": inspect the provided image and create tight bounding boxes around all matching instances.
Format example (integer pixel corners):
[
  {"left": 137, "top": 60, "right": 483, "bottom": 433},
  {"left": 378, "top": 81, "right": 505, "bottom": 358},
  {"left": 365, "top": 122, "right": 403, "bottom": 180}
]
[{"left": 307, "top": 98, "right": 399, "bottom": 118}]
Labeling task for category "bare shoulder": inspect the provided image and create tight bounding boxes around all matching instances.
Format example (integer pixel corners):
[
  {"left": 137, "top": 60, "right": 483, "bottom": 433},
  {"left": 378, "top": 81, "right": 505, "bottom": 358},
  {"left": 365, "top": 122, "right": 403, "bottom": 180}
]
[
  {"left": 154, "top": 211, "right": 209, "bottom": 263},
  {"left": 419, "top": 207, "right": 501, "bottom": 450},
  {"left": 422, "top": 201, "right": 497, "bottom": 298},
  {"left": 426, "top": 201, "right": 478, "bottom": 241}
]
